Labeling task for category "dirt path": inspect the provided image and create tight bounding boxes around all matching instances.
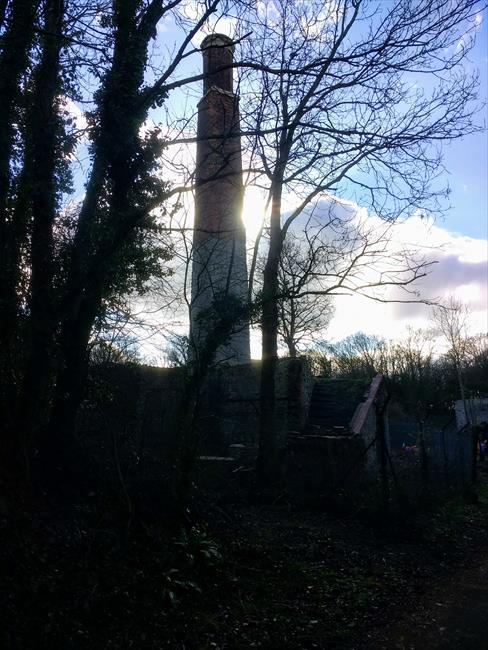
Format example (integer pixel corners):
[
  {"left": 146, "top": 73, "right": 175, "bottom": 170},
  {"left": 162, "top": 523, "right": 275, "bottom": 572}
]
[{"left": 373, "top": 550, "right": 488, "bottom": 650}]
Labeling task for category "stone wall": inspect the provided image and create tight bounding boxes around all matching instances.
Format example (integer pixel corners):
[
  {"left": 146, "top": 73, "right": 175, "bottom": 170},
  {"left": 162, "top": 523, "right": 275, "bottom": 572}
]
[
  {"left": 284, "top": 374, "right": 390, "bottom": 500},
  {"left": 286, "top": 435, "right": 367, "bottom": 498},
  {"left": 349, "top": 374, "right": 388, "bottom": 471},
  {"left": 196, "top": 357, "right": 314, "bottom": 452},
  {"left": 78, "top": 357, "right": 314, "bottom": 458},
  {"left": 78, "top": 364, "right": 184, "bottom": 459}
]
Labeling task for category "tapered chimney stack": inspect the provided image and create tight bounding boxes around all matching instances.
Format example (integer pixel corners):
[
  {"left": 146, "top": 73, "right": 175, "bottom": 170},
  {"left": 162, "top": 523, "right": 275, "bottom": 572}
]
[{"left": 190, "top": 34, "right": 250, "bottom": 364}]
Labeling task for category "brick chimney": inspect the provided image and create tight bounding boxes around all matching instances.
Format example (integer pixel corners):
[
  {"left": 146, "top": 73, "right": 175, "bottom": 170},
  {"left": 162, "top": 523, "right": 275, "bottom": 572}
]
[
  {"left": 202, "top": 33, "right": 234, "bottom": 94},
  {"left": 190, "top": 34, "right": 251, "bottom": 364}
]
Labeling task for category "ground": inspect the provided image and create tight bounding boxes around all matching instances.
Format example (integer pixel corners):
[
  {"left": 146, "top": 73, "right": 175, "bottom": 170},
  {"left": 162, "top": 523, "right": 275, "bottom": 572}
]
[
  {"left": 2, "top": 475, "right": 488, "bottom": 649},
  {"left": 376, "top": 554, "right": 488, "bottom": 650}
]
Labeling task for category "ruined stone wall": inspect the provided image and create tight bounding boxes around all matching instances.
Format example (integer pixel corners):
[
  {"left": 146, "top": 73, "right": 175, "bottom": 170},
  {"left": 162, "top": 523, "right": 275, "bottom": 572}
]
[
  {"left": 78, "top": 364, "right": 184, "bottom": 459},
  {"left": 196, "top": 357, "right": 314, "bottom": 452},
  {"left": 286, "top": 435, "right": 367, "bottom": 498},
  {"left": 78, "top": 358, "right": 313, "bottom": 458}
]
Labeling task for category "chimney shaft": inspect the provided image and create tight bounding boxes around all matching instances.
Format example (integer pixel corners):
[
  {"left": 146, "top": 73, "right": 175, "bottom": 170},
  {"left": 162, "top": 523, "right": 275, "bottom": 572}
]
[
  {"left": 201, "top": 33, "right": 234, "bottom": 94},
  {"left": 190, "top": 33, "right": 250, "bottom": 365}
]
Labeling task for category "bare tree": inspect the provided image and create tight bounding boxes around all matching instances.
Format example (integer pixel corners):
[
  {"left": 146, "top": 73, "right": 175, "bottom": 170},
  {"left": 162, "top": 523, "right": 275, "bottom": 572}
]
[
  {"left": 88, "top": 303, "right": 142, "bottom": 365},
  {"left": 164, "top": 332, "right": 190, "bottom": 367},
  {"left": 465, "top": 334, "right": 488, "bottom": 394},
  {"left": 432, "top": 296, "right": 472, "bottom": 424},
  {"left": 388, "top": 327, "right": 438, "bottom": 426},
  {"left": 236, "top": 0, "right": 482, "bottom": 483},
  {"left": 272, "top": 235, "right": 334, "bottom": 356},
  {"left": 330, "top": 331, "right": 388, "bottom": 378}
]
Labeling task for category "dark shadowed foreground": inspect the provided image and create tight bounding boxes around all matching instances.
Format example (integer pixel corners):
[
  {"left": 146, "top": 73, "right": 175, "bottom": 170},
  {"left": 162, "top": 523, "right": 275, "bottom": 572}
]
[
  {"left": 2, "top": 468, "right": 488, "bottom": 650},
  {"left": 373, "top": 538, "right": 488, "bottom": 650}
]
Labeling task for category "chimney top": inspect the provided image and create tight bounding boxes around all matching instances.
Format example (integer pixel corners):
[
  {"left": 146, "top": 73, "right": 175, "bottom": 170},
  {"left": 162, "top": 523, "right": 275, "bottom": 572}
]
[
  {"left": 201, "top": 33, "right": 235, "bottom": 52},
  {"left": 201, "top": 33, "right": 235, "bottom": 94}
]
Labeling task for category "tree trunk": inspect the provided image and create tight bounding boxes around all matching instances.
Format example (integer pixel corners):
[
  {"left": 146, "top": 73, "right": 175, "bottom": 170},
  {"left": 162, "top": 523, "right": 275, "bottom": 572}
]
[
  {"left": 40, "top": 0, "right": 175, "bottom": 479},
  {"left": 3, "top": 0, "right": 63, "bottom": 479},
  {"left": 43, "top": 285, "right": 102, "bottom": 481},
  {"left": 0, "top": 0, "right": 39, "bottom": 231},
  {"left": 287, "top": 338, "right": 298, "bottom": 358},
  {"left": 0, "top": 0, "right": 39, "bottom": 445},
  {"left": 0, "top": 0, "right": 8, "bottom": 28},
  {"left": 20, "top": 0, "right": 64, "bottom": 445},
  {"left": 257, "top": 184, "right": 283, "bottom": 488},
  {"left": 41, "top": 0, "right": 151, "bottom": 476}
]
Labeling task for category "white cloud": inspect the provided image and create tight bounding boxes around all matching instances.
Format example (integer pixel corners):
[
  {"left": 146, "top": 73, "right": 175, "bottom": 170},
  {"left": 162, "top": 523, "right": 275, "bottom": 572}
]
[
  {"left": 326, "top": 213, "right": 488, "bottom": 341},
  {"left": 243, "top": 191, "right": 487, "bottom": 344}
]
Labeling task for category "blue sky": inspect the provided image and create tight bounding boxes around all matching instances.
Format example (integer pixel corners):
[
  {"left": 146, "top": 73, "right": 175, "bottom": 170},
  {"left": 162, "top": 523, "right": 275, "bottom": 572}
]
[
  {"left": 68, "top": 2, "right": 488, "bottom": 355},
  {"left": 441, "top": 21, "right": 487, "bottom": 239},
  {"left": 157, "top": 3, "right": 487, "bottom": 349},
  {"left": 71, "top": 3, "right": 487, "bottom": 244}
]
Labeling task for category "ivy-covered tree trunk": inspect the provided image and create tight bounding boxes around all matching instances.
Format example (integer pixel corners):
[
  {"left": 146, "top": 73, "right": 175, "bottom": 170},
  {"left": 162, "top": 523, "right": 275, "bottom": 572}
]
[
  {"left": 45, "top": 0, "right": 165, "bottom": 464},
  {"left": 20, "top": 0, "right": 65, "bottom": 460},
  {"left": 0, "top": 0, "right": 39, "bottom": 237},
  {"left": 0, "top": 0, "right": 9, "bottom": 28},
  {"left": 43, "top": 284, "right": 102, "bottom": 478},
  {"left": 0, "top": 0, "right": 39, "bottom": 446}
]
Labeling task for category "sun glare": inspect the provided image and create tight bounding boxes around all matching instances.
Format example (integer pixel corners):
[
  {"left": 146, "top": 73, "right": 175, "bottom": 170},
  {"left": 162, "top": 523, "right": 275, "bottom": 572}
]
[{"left": 242, "top": 186, "right": 267, "bottom": 241}]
